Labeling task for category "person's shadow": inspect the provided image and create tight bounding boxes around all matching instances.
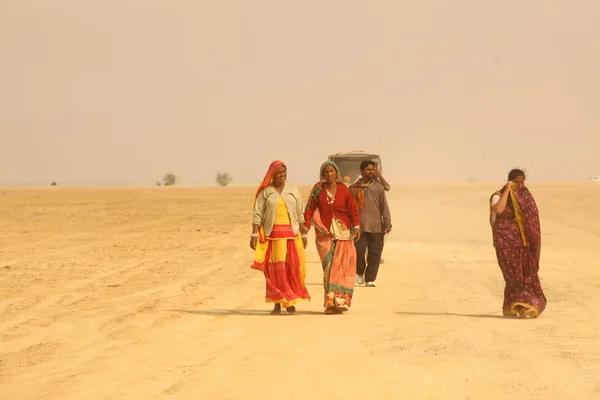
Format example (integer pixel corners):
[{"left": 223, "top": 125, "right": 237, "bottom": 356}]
[
  {"left": 395, "top": 311, "right": 507, "bottom": 320},
  {"left": 169, "top": 308, "right": 326, "bottom": 317},
  {"left": 168, "top": 309, "right": 506, "bottom": 319}
]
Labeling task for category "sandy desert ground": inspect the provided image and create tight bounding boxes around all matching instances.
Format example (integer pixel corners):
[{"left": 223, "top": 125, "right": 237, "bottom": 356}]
[{"left": 1, "top": 182, "right": 600, "bottom": 400}]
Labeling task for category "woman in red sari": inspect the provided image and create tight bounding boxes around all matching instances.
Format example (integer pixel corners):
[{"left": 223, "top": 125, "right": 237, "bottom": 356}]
[
  {"left": 302, "top": 161, "right": 361, "bottom": 314},
  {"left": 251, "top": 160, "right": 311, "bottom": 315},
  {"left": 490, "top": 169, "right": 547, "bottom": 319}
]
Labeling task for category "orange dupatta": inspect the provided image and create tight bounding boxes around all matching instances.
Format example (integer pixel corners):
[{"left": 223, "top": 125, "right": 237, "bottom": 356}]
[{"left": 254, "top": 160, "right": 285, "bottom": 205}]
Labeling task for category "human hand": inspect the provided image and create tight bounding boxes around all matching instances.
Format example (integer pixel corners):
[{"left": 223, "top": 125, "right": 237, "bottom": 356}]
[
  {"left": 302, "top": 236, "right": 308, "bottom": 249},
  {"left": 300, "top": 225, "right": 309, "bottom": 234},
  {"left": 505, "top": 181, "right": 514, "bottom": 190},
  {"left": 250, "top": 235, "right": 258, "bottom": 250},
  {"left": 384, "top": 227, "right": 392, "bottom": 234},
  {"left": 353, "top": 227, "right": 361, "bottom": 241}
]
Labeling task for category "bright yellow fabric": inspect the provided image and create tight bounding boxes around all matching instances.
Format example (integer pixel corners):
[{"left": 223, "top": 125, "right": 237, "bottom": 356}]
[
  {"left": 274, "top": 196, "right": 292, "bottom": 225},
  {"left": 253, "top": 197, "right": 306, "bottom": 284},
  {"left": 508, "top": 186, "right": 528, "bottom": 247}
]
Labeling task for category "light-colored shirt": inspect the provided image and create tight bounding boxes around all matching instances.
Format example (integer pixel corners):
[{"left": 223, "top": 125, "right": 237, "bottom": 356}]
[
  {"left": 253, "top": 183, "right": 305, "bottom": 236},
  {"left": 490, "top": 194, "right": 500, "bottom": 226}
]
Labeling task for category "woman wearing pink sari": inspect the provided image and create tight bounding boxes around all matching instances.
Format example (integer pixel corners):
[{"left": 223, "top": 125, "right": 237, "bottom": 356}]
[
  {"left": 490, "top": 169, "right": 547, "bottom": 319},
  {"left": 302, "top": 161, "right": 361, "bottom": 314}
]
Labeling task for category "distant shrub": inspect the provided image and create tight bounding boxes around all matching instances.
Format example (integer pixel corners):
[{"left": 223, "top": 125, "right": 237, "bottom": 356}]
[
  {"left": 216, "top": 172, "right": 233, "bottom": 187},
  {"left": 162, "top": 173, "right": 176, "bottom": 186}
]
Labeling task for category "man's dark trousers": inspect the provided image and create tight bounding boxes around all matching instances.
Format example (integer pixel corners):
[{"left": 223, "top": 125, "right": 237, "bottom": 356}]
[{"left": 355, "top": 232, "right": 385, "bottom": 282}]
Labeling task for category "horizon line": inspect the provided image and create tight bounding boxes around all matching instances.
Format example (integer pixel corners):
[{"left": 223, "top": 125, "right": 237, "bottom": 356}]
[{"left": 1, "top": 179, "right": 598, "bottom": 190}]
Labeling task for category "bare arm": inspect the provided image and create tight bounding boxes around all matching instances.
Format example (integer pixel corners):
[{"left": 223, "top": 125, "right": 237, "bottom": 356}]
[
  {"left": 489, "top": 194, "right": 500, "bottom": 227},
  {"left": 373, "top": 169, "right": 390, "bottom": 191},
  {"left": 492, "top": 183, "right": 512, "bottom": 214},
  {"left": 377, "top": 175, "right": 390, "bottom": 191}
]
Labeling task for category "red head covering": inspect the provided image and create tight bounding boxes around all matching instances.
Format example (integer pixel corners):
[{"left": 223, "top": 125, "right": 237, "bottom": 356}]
[{"left": 254, "top": 160, "right": 286, "bottom": 204}]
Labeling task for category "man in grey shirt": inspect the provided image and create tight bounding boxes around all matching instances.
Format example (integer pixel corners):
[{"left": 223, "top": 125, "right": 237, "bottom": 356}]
[{"left": 349, "top": 160, "right": 392, "bottom": 287}]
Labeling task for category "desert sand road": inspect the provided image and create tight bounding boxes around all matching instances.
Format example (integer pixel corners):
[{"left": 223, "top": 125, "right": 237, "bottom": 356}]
[{"left": 1, "top": 184, "right": 600, "bottom": 399}]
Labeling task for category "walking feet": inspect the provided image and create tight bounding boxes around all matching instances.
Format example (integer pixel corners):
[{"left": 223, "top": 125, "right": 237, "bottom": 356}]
[
  {"left": 356, "top": 274, "right": 376, "bottom": 287},
  {"left": 518, "top": 308, "right": 538, "bottom": 319},
  {"left": 273, "top": 304, "right": 346, "bottom": 315},
  {"left": 505, "top": 305, "right": 538, "bottom": 319},
  {"left": 270, "top": 304, "right": 297, "bottom": 315}
]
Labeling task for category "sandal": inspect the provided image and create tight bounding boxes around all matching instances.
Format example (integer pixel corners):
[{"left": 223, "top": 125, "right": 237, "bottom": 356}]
[
  {"left": 518, "top": 308, "right": 537, "bottom": 319},
  {"left": 270, "top": 304, "right": 281, "bottom": 315},
  {"left": 286, "top": 306, "right": 296, "bottom": 314}
]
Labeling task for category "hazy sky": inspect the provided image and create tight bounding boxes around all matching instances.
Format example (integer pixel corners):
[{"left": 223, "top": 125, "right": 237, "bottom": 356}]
[{"left": 1, "top": 1, "right": 599, "bottom": 186}]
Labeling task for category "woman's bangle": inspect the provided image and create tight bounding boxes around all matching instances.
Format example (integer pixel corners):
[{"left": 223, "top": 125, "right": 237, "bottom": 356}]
[
  {"left": 301, "top": 234, "right": 308, "bottom": 239},
  {"left": 251, "top": 233, "right": 258, "bottom": 238}
]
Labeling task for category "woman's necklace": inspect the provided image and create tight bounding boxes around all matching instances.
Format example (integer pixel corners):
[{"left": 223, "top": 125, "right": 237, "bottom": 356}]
[{"left": 325, "top": 184, "right": 336, "bottom": 205}]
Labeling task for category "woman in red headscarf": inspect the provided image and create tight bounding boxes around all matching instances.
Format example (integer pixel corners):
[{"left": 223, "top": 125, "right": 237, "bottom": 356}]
[
  {"left": 490, "top": 168, "right": 547, "bottom": 319},
  {"left": 250, "top": 160, "right": 311, "bottom": 314}
]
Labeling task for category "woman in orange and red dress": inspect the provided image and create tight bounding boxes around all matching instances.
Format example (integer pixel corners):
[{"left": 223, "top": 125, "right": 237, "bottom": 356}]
[{"left": 250, "top": 160, "right": 311, "bottom": 315}]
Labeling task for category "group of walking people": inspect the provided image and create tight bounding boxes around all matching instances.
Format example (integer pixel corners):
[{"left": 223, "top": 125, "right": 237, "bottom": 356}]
[
  {"left": 250, "top": 160, "right": 547, "bottom": 319},
  {"left": 250, "top": 159, "right": 391, "bottom": 315}
]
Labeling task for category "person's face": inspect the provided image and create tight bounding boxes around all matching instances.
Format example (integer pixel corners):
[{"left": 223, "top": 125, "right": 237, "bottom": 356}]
[
  {"left": 322, "top": 165, "right": 338, "bottom": 183},
  {"left": 361, "top": 163, "right": 376, "bottom": 180},
  {"left": 273, "top": 166, "right": 287, "bottom": 185},
  {"left": 512, "top": 175, "right": 525, "bottom": 187}
]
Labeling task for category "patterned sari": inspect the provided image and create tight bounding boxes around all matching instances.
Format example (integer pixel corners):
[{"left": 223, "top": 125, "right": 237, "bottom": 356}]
[
  {"left": 305, "top": 161, "right": 359, "bottom": 312},
  {"left": 310, "top": 208, "right": 357, "bottom": 311},
  {"left": 490, "top": 184, "right": 547, "bottom": 318}
]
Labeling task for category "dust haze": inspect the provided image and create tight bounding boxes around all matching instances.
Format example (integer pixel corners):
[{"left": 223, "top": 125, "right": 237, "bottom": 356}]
[{"left": 1, "top": 1, "right": 599, "bottom": 186}]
